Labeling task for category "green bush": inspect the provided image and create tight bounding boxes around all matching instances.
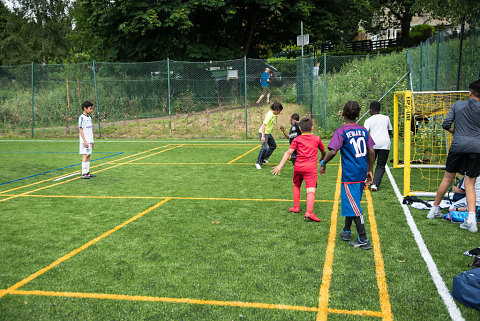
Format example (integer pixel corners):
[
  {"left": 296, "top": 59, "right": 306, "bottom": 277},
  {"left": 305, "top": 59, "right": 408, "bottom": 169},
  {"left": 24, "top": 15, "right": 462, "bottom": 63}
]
[
  {"left": 313, "top": 51, "right": 408, "bottom": 135},
  {"left": 407, "top": 24, "right": 435, "bottom": 47},
  {"left": 266, "top": 58, "right": 297, "bottom": 77}
]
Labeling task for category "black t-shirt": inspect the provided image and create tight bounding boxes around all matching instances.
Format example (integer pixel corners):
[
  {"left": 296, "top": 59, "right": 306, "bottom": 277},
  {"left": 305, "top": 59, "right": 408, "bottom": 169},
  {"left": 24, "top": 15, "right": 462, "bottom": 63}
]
[{"left": 288, "top": 124, "right": 301, "bottom": 144}]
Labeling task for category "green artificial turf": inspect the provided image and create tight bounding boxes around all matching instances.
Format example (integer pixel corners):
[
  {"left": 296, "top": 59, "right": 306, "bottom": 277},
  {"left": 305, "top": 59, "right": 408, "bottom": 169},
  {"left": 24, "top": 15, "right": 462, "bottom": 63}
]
[{"left": 1, "top": 139, "right": 479, "bottom": 320}]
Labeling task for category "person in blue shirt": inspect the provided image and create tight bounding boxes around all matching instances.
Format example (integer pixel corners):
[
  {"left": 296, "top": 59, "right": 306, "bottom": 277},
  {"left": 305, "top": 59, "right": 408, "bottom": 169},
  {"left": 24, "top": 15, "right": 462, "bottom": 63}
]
[{"left": 256, "top": 68, "right": 271, "bottom": 105}]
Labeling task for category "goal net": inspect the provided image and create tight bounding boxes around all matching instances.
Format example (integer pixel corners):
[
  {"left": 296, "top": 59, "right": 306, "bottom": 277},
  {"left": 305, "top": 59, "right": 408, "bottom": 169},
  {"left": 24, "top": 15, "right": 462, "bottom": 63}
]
[{"left": 393, "top": 90, "right": 469, "bottom": 197}]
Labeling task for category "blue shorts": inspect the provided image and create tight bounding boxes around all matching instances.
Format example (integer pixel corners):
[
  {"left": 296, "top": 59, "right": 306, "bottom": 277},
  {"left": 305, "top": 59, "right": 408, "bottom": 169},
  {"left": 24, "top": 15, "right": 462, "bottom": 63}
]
[{"left": 341, "top": 182, "right": 365, "bottom": 217}]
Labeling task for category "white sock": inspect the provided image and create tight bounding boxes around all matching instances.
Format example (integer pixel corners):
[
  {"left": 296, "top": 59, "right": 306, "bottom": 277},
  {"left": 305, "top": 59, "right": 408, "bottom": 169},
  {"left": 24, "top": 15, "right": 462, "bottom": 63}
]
[
  {"left": 468, "top": 212, "right": 476, "bottom": 224},
  {"left": 86, "top": 161, "right": 90, "bottom": 174},
  {"left": 82, "top": 162, "right": 88, "bottom": 174}
]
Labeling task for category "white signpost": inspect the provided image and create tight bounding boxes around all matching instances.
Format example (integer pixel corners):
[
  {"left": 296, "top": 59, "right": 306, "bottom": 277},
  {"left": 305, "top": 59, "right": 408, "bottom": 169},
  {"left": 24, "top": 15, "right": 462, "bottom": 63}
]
[{"left": 297, "top": 21, "right": 309, "bottom": 57}]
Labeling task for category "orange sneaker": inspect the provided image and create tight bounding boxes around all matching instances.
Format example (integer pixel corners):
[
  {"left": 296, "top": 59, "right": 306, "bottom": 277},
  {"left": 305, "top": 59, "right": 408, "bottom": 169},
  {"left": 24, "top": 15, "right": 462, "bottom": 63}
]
[
  {"left": 304, "top": 213, "right": 322, "bottom": 222},
  {"left": 289, "top": 207, "right": 300, "bottom": 213}
]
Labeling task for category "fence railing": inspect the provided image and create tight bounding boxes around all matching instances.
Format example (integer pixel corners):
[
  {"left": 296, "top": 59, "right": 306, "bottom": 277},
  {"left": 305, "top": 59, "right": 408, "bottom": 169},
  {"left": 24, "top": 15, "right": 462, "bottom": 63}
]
[{"left": 321, "top": 39, "right": 401, "bottom": 52}]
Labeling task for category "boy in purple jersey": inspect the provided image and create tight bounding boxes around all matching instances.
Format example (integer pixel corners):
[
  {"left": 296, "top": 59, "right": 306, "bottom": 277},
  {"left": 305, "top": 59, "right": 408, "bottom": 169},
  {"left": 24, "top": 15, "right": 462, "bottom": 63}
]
[{"left": 320, "top": 101, "right": 375, "bottom": 249}]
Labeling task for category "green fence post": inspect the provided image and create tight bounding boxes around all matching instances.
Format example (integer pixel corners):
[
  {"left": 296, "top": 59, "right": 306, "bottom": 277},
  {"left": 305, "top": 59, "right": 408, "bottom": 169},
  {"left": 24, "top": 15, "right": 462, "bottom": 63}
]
[
  {"left": 456, "top": 23, "right": 465, "bottom": 90},
  {"left": 419, "top": 42, "right": 423, "bottom": 91},
  {"left": 244, "top": 56, "right": 248, "bottom": 139},
  {"left": 434, "top": 32, "right": 440, "bottom": 91},
  {"left": 92, "top": 60, "right": 102, "bottom": 139},
  {"left": 323, "top": 53, "right": 327, "bottom": 131},
  {"left": 310, "top": 56, "right": 313, "bottom": 117},
  {"left": 31, "top": 62, "right": 34, "bottom": 138},
  {"left": 167, "top": 58, "right": 172, "bottom": 137}
]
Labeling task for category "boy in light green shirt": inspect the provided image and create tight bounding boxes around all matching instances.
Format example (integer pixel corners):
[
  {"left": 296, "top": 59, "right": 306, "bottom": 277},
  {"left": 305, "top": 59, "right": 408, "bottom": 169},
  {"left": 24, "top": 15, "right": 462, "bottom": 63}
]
[{"left": 255, "top": 101, "right": 283, "bottom": 169}]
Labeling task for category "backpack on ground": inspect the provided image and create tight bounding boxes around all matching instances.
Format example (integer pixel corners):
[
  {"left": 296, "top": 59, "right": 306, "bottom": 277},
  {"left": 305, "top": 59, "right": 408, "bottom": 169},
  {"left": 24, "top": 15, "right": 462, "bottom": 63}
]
[
  {"left": 470, "top": 256, "right": 480, "bottom": 269},
  {"left": 452, "top": 267, "right": 480, "bottom": 310}
]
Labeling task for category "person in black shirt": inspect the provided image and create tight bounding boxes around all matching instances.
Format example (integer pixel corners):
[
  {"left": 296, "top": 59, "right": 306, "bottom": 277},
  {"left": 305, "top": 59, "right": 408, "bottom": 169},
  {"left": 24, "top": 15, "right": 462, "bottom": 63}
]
[{"left": 280, "top": 113, "right": 301, "bottom": 165}]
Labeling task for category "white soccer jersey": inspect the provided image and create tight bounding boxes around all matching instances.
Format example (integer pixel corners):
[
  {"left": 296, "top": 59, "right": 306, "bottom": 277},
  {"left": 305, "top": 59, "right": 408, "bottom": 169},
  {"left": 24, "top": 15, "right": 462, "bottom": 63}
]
[
  {"left": 364, "top": 114, "right": 392, "bottom": 150},
  {"left": 78, "top": 114, "right": 94, "bottom": 143}
]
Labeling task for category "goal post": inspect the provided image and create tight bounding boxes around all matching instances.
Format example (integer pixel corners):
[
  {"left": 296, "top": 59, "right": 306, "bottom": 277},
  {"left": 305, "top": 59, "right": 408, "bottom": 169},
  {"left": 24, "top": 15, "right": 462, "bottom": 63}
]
[{"left": 393, "top": 90, "right": 469, "bottom": 197}]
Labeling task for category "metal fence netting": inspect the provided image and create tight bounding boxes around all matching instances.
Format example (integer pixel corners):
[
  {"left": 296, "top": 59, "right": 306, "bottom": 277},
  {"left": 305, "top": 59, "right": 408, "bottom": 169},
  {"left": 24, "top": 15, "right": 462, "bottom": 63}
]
[{"left": 0, "top": 28, "right": 477, "bottom": 139}]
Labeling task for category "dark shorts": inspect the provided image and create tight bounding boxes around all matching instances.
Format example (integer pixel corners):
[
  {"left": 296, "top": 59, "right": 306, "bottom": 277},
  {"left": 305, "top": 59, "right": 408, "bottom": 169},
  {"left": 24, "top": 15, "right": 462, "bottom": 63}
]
[
  {"left": 262, "top": 86, "right": 270, "bottom": 95},
  {"left": 293, "top": 170, "right": 318, "bottom": 188},
  {"left": 445, "top": 152, "right": 480, "bottom": 178}
]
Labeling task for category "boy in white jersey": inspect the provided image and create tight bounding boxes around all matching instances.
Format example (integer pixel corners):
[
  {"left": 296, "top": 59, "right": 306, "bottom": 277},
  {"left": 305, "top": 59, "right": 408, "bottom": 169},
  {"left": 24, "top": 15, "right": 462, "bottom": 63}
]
[
  {"left": 79, "top": 101, "right": 96, "bottom": 179},
  {"left": 363, "top": 101, "right": 392, "bottom": 191}
]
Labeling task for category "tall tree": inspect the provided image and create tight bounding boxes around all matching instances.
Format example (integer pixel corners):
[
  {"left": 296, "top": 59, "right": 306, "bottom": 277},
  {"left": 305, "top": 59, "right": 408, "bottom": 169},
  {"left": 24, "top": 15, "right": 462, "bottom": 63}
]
[
  {"left": 73, "top": 0, "right": 369, "bottom": 61},
  {"left": 424, "top": 0, "right": 480, "bottom": 27},
  {"left": 307, "top": 0, "right": 372, "bottom": 43},
  {"left": 0, "top": 0, "right": 73, "bottom": 64},
  {"left": 367, "top": 0, "right": 423, "bottom": 46}
]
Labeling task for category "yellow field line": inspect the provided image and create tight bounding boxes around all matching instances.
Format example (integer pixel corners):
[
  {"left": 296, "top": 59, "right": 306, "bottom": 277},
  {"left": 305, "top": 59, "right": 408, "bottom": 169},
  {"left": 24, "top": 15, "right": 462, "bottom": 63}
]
[
  {"left": 7, "top": 290, "right": 381, "bottom": 317},
  {"left": 316, "top": 164, "right": 342, "bottom": 321},
  {"left": 178, "top": 144, "right": 289, "bottom": 147},
  {"left": 0, "top": 145, "right": 182, "bottom": 204},
  {"left": 0, "top": 198, "right": 171, "bottom": 299},
  {"left": 114, "top": 162, "right": 341, "bottom": 166},
  {"left": 0, "top": 194, "right": 344, "bottom": 203},
  {"left": 179, "top": 146, "right": 257, "bottom": 149},
  {"left": 118, "top": 163, "right": 231, "bottom": 165},
  {"left": 0, "top": 144, "right": 172, "bottom": 195},
  {"left": 365, "top": 190, "right": 393, "bottom": 321},
  {"left": 227, "top": 146, "right": 260, "bottom": 164},
  {"left": 328, "top": 308, "right": 382, "bottom": 318}
]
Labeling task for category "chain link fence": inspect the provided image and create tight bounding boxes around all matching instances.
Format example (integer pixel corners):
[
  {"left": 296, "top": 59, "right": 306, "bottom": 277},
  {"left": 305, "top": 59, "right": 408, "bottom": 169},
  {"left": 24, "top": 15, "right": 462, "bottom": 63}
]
[
  {"left": 407, "top": 28, "right": 480, "bottom": 91},
  {"left": 313, "top": 53, "right": 408, "bottom": 134},
  {"left": 0, "top": 57, "right": 314, "bottom": 139},
  {"left": 0, "top": 28, "right": 478, "bottom": 139}
]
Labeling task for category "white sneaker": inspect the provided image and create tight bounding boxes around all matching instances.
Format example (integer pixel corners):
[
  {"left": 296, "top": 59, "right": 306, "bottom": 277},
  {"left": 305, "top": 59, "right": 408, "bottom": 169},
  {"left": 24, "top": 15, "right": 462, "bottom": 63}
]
[
  {"left": 427, "top": 206, "right": 442, "bottom": 219},
  {"left": 460, "top": 220, "right": 478, "bottom": 233},
  {"left": 255, "top": 163, "right": 261, "bottom": 170},
  {"left": 371, "top": 184, "right": 377, "bottom": 191}
]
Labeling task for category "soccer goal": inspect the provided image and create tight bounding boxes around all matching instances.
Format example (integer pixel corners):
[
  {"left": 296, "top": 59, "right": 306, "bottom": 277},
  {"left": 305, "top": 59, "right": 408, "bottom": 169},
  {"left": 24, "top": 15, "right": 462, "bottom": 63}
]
[{"left": 393, "top": 90, "right": 469, "bottom": 197}]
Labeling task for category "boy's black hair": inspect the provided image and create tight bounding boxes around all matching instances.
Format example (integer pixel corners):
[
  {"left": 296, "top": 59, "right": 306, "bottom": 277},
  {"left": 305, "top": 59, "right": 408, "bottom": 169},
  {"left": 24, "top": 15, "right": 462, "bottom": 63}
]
[
  {"left": 468, "top": 79, "right": 480, "bottom": 98},
  {"left": 81, "top": 101, "right": 94, "bottom": 110},
  {"left": 370, "top": 101, "right": 381, "bottom": 112},
  {"left": 343, "top": 101, "right": 361, "bottom": 120},
  {"left": 270, "top": 101, "right": 283, "bottom": 111},
  {"left": 299, "top": 117, "right": 313, "bottom": 132},
  {"left": 291, "top": 113, "right": 300, "bottom": 121}
]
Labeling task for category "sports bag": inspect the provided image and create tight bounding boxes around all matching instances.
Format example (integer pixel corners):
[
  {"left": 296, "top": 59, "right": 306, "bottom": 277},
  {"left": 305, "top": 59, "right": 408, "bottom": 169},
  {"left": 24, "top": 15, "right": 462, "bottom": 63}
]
[
  {"left": 444, "top": 211, "right": 469, "bottom": 223},
  {"left": 452, "top": 267, "right": 480, "bottom": 310}
]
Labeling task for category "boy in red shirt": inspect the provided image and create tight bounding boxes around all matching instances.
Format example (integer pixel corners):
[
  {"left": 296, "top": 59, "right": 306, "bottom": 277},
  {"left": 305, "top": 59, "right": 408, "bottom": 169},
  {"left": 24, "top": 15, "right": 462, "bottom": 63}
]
[{"left": 272, "top": 117, "right": 326, "bottom": 222}]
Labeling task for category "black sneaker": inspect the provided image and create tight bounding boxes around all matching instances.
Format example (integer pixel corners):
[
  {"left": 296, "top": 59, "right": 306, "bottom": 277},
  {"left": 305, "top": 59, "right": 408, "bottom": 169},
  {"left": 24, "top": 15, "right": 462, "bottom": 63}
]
[
  {"left": 86, "top": 172, "right": 96, "bottom": 178},
  {"left": 349, "top": 237, "right": 372, "bottom": 250},
  {"left": 340, "top": 229, "right": 352, "bottom": 241},
  {"left": 81, "top": 174, "right": 90, "bottom": 179}
]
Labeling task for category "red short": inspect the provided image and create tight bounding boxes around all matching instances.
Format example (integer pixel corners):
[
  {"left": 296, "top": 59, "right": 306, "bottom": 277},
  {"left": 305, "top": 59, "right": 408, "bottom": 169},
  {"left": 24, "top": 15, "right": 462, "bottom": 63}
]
[{"left": 293, "top": 170, "right": 318, "bottom": 188}]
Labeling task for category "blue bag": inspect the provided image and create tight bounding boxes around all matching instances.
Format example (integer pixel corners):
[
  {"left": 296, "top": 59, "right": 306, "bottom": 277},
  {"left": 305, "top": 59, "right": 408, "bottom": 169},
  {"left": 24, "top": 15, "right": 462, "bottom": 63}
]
[
  {"left": 452, "top": 267, "right": 480, "bottom": 310},
  {"left": 444, "top": 211, "right": 468, "bottom": 223}
]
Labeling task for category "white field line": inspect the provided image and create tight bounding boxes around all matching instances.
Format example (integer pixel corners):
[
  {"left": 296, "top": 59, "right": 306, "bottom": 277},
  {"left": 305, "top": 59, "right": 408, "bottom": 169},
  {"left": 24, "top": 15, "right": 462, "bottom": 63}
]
[
  {"left": 53, "top": 172, "right": 80, "bottom": 181},
  {"left": 385, "top": 166, "right": 464, "bottom": 321}
]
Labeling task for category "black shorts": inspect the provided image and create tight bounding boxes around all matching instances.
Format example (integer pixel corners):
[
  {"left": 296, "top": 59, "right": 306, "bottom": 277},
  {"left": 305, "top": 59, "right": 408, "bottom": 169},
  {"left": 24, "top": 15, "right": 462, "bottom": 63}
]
[{"left": 445, "top": 152, "right": 480, "bottom": 177}]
